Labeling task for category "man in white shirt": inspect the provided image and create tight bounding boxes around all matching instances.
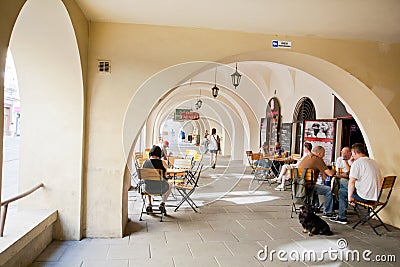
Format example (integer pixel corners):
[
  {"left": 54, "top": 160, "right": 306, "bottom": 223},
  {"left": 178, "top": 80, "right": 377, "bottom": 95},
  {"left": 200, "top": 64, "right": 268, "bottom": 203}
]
[
  {"left": 330, "top": 143, "right": 381, "bottom": 224},
  {"left": 335, "top": 146, "right": 353, "bottom": 174}
]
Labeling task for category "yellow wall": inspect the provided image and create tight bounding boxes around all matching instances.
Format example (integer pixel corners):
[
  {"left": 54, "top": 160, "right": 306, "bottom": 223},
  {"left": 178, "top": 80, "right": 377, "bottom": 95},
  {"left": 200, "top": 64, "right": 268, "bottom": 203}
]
[{"left": 88, "top": 22, "right": 399, "bottom": 234}]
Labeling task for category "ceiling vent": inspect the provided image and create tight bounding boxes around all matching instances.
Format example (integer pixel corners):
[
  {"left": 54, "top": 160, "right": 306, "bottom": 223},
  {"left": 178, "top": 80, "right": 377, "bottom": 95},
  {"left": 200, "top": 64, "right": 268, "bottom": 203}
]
[{"left": 98, "top": 60, "right": 111, "bottom": 73}]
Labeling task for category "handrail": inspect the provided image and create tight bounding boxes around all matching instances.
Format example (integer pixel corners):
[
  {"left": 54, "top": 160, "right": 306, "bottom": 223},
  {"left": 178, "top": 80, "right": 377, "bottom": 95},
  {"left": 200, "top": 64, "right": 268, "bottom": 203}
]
[{"left": 0, "top": 183, "right": 44, "bottom": 237}]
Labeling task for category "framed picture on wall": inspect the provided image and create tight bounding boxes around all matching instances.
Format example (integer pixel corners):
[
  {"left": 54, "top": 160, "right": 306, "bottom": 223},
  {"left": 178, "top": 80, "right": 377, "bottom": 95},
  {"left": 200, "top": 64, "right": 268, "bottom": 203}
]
[{"left": 304, "top": 120, "right": 336, "bottom": 164}]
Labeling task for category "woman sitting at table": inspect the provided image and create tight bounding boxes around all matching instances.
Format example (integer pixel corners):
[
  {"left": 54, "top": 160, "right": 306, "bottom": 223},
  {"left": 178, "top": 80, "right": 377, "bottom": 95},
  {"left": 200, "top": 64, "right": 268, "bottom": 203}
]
[
  {"left": 142, "top": 146, "right": 172, "bottom": 214},
  {"left": 273, "top": 142, "right": 312, "bottom": 191}
]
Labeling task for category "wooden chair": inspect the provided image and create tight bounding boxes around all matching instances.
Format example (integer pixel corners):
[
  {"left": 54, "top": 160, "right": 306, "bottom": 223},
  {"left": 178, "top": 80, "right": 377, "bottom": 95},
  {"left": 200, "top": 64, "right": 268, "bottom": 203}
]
[
  {"left": 174, "top": 165, "right": 203, "bottom": 212},
  {"left": 290, "top": 168, "right": 316, "bottom": 218},
  {"left": 352, "top": 175, "right": 396, "bottom": 235},
  {"left": 138, "top": 168, "right": 168, "bottom": 222},
  {"left": 246, "top": 151, "right": 262, "bottom": 174},
  {"left": 252, "top": 158, "right": 274, "bottom": 185}
]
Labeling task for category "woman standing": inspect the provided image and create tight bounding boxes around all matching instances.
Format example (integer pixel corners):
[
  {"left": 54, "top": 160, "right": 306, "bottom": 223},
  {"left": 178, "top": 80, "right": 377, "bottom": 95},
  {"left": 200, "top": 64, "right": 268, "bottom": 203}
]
[{"left": 208, "top": 128, "right": 219, "bottom": 169}]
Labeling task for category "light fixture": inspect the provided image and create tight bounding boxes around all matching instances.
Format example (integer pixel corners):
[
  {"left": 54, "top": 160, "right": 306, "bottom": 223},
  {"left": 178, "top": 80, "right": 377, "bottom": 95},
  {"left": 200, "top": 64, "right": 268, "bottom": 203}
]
[
  {"left": 195, "top": 89, "right": 202, "bottom": 110},
  {"left": 211, "top": 67, "right": 219, "bottom": 98},
  {"left": 231, "top": 62, "right": 242, "bottom": 89}
]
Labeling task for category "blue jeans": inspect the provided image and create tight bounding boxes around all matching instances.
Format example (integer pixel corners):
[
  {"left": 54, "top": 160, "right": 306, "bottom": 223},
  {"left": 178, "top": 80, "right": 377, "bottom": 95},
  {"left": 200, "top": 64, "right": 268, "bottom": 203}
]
[
  {"left": 254, "top": 160, "right": 271, "bottom": 174},
  {"left": 338, "top": 179, "right": 372, "bottom": 219},
  {"left": 313, "top": 184, "right": 333, "bottom": 214}
]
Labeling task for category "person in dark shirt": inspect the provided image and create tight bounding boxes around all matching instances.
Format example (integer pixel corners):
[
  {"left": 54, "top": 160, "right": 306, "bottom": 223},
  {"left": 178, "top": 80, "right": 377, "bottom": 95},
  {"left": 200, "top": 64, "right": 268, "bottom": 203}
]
[{"left": 142, "top": 146, "right": 171, "bottom": 213}]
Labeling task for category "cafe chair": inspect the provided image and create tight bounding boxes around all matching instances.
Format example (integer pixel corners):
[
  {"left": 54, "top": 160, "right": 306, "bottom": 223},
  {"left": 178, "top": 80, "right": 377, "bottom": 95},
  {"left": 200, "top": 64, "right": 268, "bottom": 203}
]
[
  {"left": 252, "top": 158, "right": 274, "bottom": 185},
  {"left": 290, "top": 168, "right": 316, "bottom": 218},
  {"left": 352, "top": 175, "right": 396, "bottom": 235},
  {"left": 245, "top": 151, "right": 256, "bottom": 174},
  {"left": 138, "top": 168, "right": 169, "bottom": 222},
  {"left": 174, "top": 165, "right": 203, "bottom": 212}
]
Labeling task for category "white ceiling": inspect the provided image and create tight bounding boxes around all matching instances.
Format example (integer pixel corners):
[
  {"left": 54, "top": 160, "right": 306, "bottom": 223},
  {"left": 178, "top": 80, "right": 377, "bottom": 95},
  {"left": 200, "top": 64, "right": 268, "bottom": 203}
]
[{"left": 75, "top": 0, "right": 400, "bottom": 43}]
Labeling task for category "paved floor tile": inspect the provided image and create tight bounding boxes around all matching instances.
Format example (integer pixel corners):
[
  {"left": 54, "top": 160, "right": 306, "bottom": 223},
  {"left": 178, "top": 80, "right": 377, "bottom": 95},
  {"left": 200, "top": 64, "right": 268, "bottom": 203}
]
[
  {"left": 30, "top": 156, "right": 400, "bottom": 267},
  {"left": 188, "top": 242, "right": 233, "bottom": 257}
]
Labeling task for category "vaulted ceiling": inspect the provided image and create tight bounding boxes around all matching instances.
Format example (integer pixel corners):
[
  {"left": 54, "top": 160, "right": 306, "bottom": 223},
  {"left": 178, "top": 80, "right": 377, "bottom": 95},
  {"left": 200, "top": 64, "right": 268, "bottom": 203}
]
[{"left": 76, "top": 0, "right": 400, "bottom": 43}]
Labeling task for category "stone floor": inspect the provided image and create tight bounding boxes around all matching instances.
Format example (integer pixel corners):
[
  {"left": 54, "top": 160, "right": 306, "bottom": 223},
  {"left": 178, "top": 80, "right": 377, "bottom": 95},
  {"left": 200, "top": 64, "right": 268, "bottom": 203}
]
[{"left": 30, "top": 148, "right": 400, "bottom": 267}]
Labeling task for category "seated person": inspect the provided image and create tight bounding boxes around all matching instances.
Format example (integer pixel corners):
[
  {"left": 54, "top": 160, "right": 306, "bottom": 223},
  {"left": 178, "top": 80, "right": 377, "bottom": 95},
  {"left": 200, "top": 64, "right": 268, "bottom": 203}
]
[
  {"left": 142, "top": 146, "right": 172, "bottom": 214},
  {"left": 271, "top": 141, "right": 284, "bottom": 176},
  {"left": 330, "top": 143, "right": 381, "bottom": 224},
  {"left": 158, "top": 140, "right": 172, "bottom": 160},
  {"left": 253, "top": 142, "right": 272, "bottom": 173},
  {"left": 296, "top": 145, "right": 336, "bottom": 217},
  {"left": 330, "top": 146, "right": 354, "bottom": 198},
  {"left": 335, "top": 146, "right": 353, "bottom": 177},
  {"left": 274, "top": 142, "right": 312, "bottom": 190}
]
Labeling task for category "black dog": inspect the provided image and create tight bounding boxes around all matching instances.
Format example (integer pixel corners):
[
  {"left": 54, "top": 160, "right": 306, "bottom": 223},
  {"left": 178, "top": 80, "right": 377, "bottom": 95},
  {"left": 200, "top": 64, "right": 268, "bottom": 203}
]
[{"left": 298, "top": 205, "right": 333, "bottom": 236}]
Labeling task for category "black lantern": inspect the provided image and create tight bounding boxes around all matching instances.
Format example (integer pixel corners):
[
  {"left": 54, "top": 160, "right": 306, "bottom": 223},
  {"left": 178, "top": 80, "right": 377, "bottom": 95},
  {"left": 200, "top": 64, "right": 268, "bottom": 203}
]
[
  {"left": 195, "top": 99, "right": 202, "bottom": 109},
  {"left": 195, "top": 89, "right": 203, "bottom": 110},
  {"left": 231, "top": 62, "right": 241, "bottom": 89},
  {"left": 211, "top": 67, "right": 219, "bottom": 98},
  {"left": 211, "top": 85, "right": 219, "bottom": 98}
]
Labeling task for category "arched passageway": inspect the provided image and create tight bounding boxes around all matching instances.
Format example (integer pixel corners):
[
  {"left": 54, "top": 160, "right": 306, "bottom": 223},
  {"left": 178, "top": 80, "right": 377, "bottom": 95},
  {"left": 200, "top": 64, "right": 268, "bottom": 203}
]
[{"left": 8, "top": 0, "right": 85, "bottom": 239}]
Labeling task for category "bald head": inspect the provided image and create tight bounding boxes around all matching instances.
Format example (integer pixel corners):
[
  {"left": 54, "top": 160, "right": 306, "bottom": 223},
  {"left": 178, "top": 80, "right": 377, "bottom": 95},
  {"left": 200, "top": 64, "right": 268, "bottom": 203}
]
[{"left": 312, "top": 145, "right": 325, "bottom": 158}]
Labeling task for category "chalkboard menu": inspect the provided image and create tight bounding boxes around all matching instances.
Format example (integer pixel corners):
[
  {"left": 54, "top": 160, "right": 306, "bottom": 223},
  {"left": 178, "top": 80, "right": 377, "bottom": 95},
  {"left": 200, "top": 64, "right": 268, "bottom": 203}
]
[{"left": 280, "top": 123, "right": 292, "bottom": 154}]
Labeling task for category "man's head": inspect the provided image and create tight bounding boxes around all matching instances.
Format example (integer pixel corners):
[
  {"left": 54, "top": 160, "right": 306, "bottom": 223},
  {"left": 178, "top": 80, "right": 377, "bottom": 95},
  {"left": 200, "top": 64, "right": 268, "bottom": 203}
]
[
  {"left": 341, "top": 146, "right": 351, "bottom": 159},
  {"left": 351, "top": 143, "right": 367, "bottom": 160},
  {"left": 304, "top": 142, "right": 312, "bottom": 152},
  {"left": 275, "top": 141, "right": 280, "bottom": 148},
  {"left": 311, "top": 145, "right": 325, "bottom": 158},
  {"left": 163, "top": 140, "right": 169, "bottom": 148}
]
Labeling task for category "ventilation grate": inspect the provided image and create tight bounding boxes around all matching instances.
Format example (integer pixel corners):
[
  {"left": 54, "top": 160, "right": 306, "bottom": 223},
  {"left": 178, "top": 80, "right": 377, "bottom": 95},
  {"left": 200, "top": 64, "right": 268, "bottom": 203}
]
[{"left": 98, "top": 60, "right": 111, "bottom": 73}]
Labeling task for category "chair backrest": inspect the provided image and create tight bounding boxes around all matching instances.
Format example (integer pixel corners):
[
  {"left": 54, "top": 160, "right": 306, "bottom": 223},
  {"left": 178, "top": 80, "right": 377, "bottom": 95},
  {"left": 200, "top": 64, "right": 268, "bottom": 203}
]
[
  {"left": 251, "top": 153, "right": 262, "bottom": 161},
  {"left": 135, "top": 158, "right": 146, "bottom": 169},
  {"left": 174, "top": 159, "right": 192, "bottom": 169},
  {"left": 138, "top": 168, "right": 163, "bottom": 181},
  {"left": 185, "top": 149, "right": 198, "bottom": 158},
  {"left": 290, "top": 168, "right": 316, "bottom": 182},
  {"left": 376, "top": 175, "right": 396, "bottom": 205},
  {"left": 192, "top": 164, "right": 203, "bottom": 187},
  {"left": 291, "top": 154, "right": 301, "bottom": 161},
  {"left": 144, "top": 148, "right": 151, "bottom": 159}
]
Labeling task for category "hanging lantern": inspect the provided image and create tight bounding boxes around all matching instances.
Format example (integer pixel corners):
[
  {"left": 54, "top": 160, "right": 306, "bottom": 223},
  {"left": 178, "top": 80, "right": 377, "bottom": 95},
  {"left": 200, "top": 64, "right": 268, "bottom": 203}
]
[
  {"left": 211, "top": 67, "right": 219, "bottom": 98},
  {"left": 211, "top": 85, "right": 219, "bottom": 98},
  {"left": 231, "top": 62, "right": 242, "bottom": 89}
]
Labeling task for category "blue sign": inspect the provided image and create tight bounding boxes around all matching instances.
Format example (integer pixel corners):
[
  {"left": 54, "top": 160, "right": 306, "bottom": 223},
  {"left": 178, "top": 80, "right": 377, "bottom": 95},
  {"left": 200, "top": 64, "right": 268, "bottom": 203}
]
[{"left": 272, "top": 40, "right": 278, "bottom": 47}]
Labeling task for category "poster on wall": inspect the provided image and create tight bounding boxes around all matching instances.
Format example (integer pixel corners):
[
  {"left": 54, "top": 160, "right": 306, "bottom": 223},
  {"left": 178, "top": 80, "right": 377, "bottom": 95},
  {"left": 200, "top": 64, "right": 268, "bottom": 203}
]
[{"left": 304, "top": 120, "right": 336, "bottom": 164}]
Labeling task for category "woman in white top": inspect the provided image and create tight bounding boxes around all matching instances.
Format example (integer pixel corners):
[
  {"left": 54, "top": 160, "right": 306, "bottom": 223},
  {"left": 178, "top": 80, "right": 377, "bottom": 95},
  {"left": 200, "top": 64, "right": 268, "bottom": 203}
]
[
  {"left": 274, "top": 142, "right": 312, "bottom": 191},
  {"left": 208, "top": 128, "right": 219, "bottom": 169}
]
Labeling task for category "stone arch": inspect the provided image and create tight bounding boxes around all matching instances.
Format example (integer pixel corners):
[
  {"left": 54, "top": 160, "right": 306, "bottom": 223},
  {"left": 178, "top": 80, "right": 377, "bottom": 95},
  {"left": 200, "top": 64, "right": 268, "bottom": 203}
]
[{"left": 9, "top": 0, "right": 84, "bottom": 239}]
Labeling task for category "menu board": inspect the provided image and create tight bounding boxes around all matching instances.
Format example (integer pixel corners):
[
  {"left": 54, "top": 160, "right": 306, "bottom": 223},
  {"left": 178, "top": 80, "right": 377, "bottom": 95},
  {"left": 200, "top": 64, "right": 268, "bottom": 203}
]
[{"left": 280, "top": 123, "right": 292, "bottom": 154}]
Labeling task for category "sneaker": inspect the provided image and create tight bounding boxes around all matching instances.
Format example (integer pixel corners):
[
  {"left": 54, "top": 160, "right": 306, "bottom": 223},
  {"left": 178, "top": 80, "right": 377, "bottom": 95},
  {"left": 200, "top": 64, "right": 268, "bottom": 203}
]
[
  {"left": 329, "top": 216, "right": 348, "bottom": 224},
  {"left": 274, "top": 185, "right": 284, "bottom": 191},
  {"left": 146, "top": 205, "right": 153, "bottom": 213},
  {"left": 159, "top": 203, "right": 167, "bottom": 215},
  {"left": 322, "top": 213, "right": 335, "bottom": 218}
]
